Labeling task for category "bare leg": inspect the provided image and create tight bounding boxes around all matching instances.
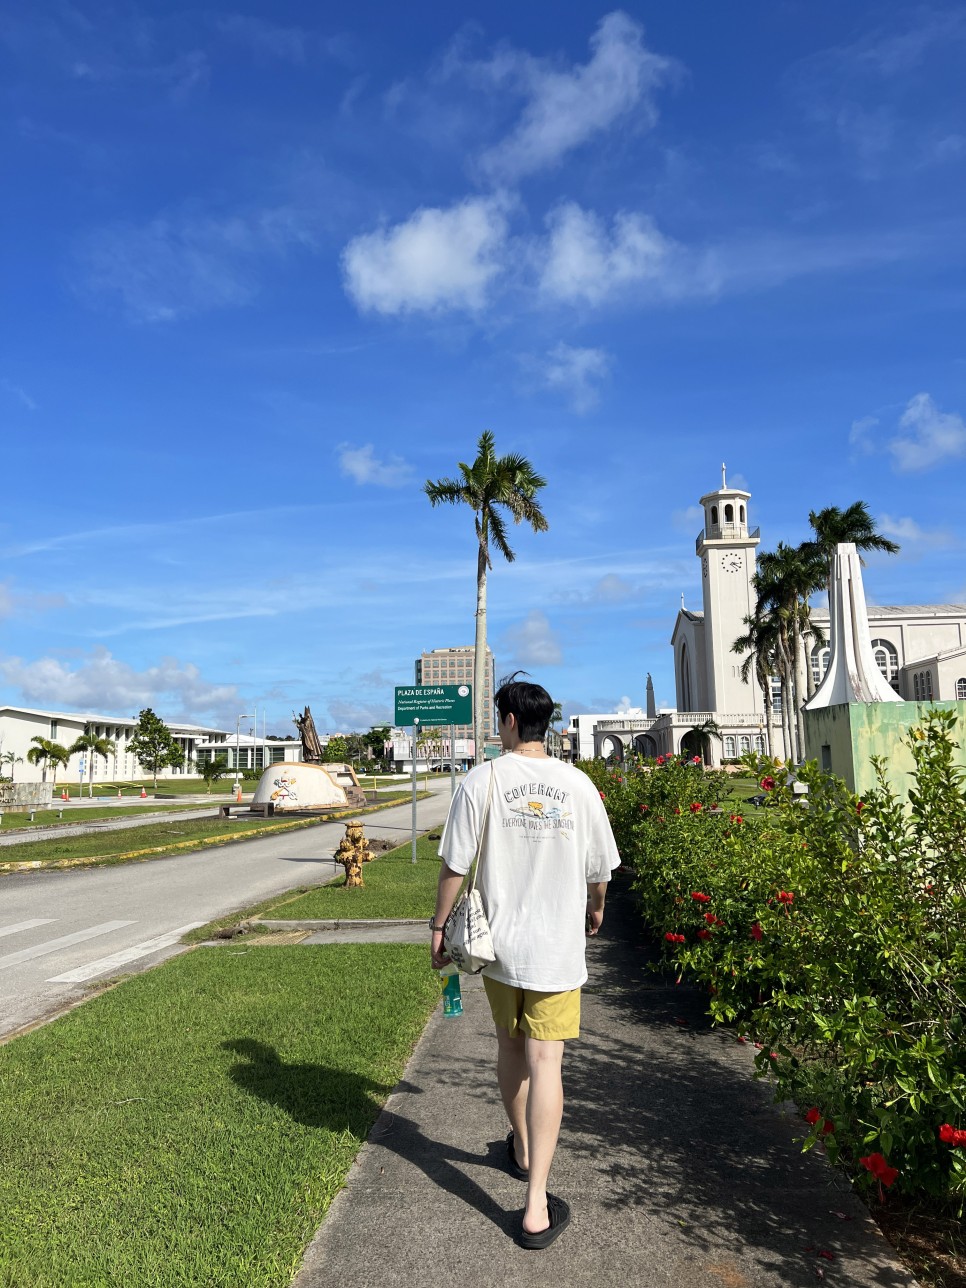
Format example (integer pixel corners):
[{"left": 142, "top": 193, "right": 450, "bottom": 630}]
[
  {"left": 522, "top": 1036, "right": 564, "bottom": 1234},
  {"left": 495, "top": 1025, "right": 529, "bottom": 1170}
]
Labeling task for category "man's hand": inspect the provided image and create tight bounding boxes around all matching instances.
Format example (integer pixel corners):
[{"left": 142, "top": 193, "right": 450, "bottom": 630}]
[
  {"left": 586, "top": 881, "right": 607, "bottom": 936},
  {"left": 586, "top": 907, "right": 603, "bottom": 937},
  {"left": 430, "top": 928, "right": 451, "bottom": 971}
]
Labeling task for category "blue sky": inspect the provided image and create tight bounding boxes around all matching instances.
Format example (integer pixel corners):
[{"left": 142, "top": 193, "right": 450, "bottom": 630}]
[{"left": 1, "top": 2, "right": 964, "bottom": 735}]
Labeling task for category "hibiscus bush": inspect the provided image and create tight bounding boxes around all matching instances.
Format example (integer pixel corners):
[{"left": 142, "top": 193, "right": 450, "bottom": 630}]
[{"left": 589, "top": 710, "right": 966, "bottom": 1206}]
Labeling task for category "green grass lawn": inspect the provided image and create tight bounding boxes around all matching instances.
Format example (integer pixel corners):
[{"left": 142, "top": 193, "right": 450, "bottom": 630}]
[
  {"left": 270, "top": 835, "right": 442, "bottom": 920},
  {"left": 0, "top": 802, "right": 224, "bottom": 831},
  {"left": 0, "top": 795, "right": 419, "bottom": 869},
  {"left": 0, "top": 945, "right": 439, "bottom": 1288}
]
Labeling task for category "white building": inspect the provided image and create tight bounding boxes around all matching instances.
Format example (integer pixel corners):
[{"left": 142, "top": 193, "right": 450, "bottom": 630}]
[
  {"left": 592, "top": 472, "right": 966, "bottom": 765},
  {"left": 0, "top": 706, "right": 229, "bottom": 785},
  {"left": 194, "top": 734, "right": 302, "bottom": 773}
]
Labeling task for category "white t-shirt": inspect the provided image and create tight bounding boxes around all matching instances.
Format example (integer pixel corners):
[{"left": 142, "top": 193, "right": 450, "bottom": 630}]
[{"left": 439, "top": 755, "right": 621, "bottom": 992}]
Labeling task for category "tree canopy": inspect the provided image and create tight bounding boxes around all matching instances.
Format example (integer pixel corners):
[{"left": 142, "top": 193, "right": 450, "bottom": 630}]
[{"left": 129, "top": 709, "right": 184, "bottom": 788}]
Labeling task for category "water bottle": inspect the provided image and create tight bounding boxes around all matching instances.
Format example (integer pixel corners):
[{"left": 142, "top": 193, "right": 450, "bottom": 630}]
[{"left": 440, "top": 968, "right": 463, "bottom": 1018}]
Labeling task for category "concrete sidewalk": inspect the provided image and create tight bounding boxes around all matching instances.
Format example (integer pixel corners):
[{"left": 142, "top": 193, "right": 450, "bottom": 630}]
[{"left": 293, "top": 875, "right": 916, "bottom": 1288}]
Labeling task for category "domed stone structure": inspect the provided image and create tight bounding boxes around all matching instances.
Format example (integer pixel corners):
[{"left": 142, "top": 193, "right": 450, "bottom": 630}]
[{"left": 251, "top": 762, "right": 363, "bottom": 812}]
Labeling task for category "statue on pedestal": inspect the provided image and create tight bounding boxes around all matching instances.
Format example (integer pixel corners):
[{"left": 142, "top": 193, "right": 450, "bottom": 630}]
[{"left": 293, "top": 706, "right": 324, "bottom": 763}]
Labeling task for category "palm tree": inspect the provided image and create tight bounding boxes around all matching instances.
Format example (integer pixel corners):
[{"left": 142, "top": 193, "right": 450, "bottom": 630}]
[
  {"left": 684, "top": 717, "right": 721, "bottom": 765},
  {"left": 26, "top": 737, "right": 70, "bottom": 785},
  {"left": 425, "top": 431, "right": 549, "bottom": 763},
  {"left": 752, "top": 543, "right": 826, "bottom": 761},
  {"left": 69, "top": 728, "right": 117, "bottom": 798},
  {"left": 805, "top": 502, "right": 900, "bottom": 589},
  {"left": 0, "top": 750, "right": 23, "bottom": 781},
  {"left": 732, "top": 611, "right": 780, "bottom": 759}
]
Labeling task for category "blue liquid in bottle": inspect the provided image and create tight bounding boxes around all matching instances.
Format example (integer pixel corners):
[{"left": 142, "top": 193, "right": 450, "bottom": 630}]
[{"left": 441, "top": 969, "right": 463, "bottom": 1017}]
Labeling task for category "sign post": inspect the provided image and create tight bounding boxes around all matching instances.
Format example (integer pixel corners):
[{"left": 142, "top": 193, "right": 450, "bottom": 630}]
[
  {"left": 395, "top": 685, "right": 472, "bottom": 864},
  {"left": 410, "top": 717, "right": 419, "bottom": 865}
]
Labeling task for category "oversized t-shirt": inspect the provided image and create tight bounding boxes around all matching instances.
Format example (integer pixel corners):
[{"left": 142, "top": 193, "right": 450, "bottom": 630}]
[{"left": 439, "top": 755, "right": 621, "bottom": 992}]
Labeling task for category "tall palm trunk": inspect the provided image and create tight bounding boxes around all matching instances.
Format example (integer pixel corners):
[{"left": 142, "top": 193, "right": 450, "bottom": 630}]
[
  {"left": 474, "top": 540, "right": 488, "bottom": 766},
  {"left": 757, "top": 659, "right": 774, "bottom": 759},
  {"left": 790, "top": 622, "right": 805, "bottom": 761}
]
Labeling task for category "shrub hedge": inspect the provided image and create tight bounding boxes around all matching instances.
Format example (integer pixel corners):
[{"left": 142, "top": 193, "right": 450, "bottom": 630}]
[{"left": 581, "top": 708, "right": 966, "bottom": 1206}]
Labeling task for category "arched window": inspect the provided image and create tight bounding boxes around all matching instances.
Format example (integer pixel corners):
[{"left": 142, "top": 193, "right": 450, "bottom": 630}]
[
  {"left": 914, "top": 673, "right": 921, "bottom": 700},
  {"left": 723, "top": 735, "right": 737, "bottom": 759},
  {"left": 738, "top": 735, "right": 751, "bottom": 754},
  {"left": 770, "top": 675, "right": 783, "bottom": 713},
  {"left": 811, "top": 645, "right": 831, "bottom": 687},
  {"left": 957, "top": 678, "right": 966, "bottom": 700},
  {"left": 925, "top": 671, "right": 933, "bottom": 700},
  {"left": 870, "top": 639, "right": 900, "bottom": 691},
  {"left": 725, "top": 503, "right": 734, "bottom": 522},
  {"left": 710, "top": 506, "right": 718, "bottom": 525},
  {"left": 740, "top": 505, "right": 745, "bottom": 523},
  {"left": 680, "top": 642, "right": 692, "bottom": 711}
]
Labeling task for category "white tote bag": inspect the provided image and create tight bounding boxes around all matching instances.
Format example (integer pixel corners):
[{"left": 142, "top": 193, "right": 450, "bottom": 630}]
[{"left": 443, "top": 762, "right": 497, "bottom": 974}]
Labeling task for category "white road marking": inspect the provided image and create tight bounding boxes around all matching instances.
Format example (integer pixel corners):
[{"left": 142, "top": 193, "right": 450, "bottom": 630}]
[
  {"left": 0, "top": 919, "right": 57, "bottom": 939},
  {"left": 47, "top": 922, "right": 207, "bottom": 983},
  {"left": 0, "top": 921, "right": 135, "bottom": 972}
]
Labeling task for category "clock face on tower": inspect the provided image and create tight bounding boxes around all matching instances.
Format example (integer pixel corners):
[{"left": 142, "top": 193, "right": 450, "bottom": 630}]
[{"left": 721, "top": 553, "right": 742, "bottom": 573}]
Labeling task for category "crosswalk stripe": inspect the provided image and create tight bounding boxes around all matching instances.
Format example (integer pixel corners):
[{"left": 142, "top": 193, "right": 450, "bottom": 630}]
[
  {"left": 0, "top": 919, "right": 57, "bottom": 940},
  {"left": 0, "top": 921, "right": 135, "bottom": 972},
  {"left": 47, "top": 922, "right": 206, "bottom": 984}
]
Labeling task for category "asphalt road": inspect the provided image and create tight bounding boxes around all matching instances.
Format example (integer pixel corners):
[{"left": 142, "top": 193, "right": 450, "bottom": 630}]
[{"left": 0, "top": 782, "right": 453, "bottom": 1040}]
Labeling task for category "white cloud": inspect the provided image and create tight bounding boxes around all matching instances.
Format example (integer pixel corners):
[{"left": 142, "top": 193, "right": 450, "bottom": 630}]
[
  {"left": 337, "top": 443, "right": 413, "bottom": 488},
  {"left": 850, "top": 414, "right": 879, "bottom": 454},
  {"left": 500, "top": 610, "right": 563, "bottom": 667},
  {"left": 478, "top": 11, "right": 676, "bottom": 182},
  {"left": 539, "top": 203, "right": 675, "bottom": 305},
  {"left": 326, "top": 697, "right": 393, "bottom": 731},
  {"left": 215, "top": 15, "right": 308, "bottom": 62},
  {"left": 888, "top": 393, "right": 966, "bottom": 472},
  {"left": 672, "top": 505, "right": 704, "bottom": 532},
  {"left": 539, "top": 343, "right": 611, "bottom": 412},
  {"left": 877, "top": 514, "right": 952, "bottom": 548},
  {"left": 342, "top": 196, "right": 510, "bottom": 315},
  {"left": 1, "top": 378, "right": 37, "bottom": 411},
  {"left": 80, "top": 205, "right": 317, "bottom": 322},
  {"left": 0, "top": 648, "right": 242, "bottom": 725}
]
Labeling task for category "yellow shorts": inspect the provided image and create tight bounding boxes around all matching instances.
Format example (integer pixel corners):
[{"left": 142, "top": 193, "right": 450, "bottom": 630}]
[{"left": 483, "top": 976, "right": 581, "bottom": 1041}]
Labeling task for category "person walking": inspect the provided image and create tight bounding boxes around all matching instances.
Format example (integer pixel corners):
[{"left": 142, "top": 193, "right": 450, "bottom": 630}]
[{"left": 431, "top": 674, "right": 620, "bottom": 1249}]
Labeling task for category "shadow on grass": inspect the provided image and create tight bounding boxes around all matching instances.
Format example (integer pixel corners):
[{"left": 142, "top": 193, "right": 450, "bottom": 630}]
[{"left": 222, "top": 1038, "right": 390, "bottom": 1133}]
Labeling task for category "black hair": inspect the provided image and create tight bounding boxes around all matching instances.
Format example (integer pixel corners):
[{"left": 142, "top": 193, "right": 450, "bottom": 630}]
[{"left": 494, "top": 671, "right": 555, "bottom": 743}]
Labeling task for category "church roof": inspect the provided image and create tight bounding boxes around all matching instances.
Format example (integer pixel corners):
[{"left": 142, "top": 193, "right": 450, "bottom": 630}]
[{"left": 811, "top": 604, "right": 966, "bottom": 619}]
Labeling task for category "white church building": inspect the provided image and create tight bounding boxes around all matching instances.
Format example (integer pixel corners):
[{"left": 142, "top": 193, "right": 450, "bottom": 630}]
[{"left": 591, "top": 473, "right": 966, "bottom": 765}]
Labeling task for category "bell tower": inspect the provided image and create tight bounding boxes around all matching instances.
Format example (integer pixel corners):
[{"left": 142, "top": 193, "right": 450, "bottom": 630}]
[{"left": 696, "top": 465, "right": 763, "bottom": 715}]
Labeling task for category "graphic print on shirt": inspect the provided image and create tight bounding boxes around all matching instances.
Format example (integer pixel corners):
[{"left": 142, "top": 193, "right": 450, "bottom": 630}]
[{"left": 502, "top": 780, "right": 574, "bottom": 841}]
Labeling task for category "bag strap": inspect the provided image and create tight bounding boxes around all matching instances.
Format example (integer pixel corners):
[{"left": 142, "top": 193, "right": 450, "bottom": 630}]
[{"left": 465, "top": 760, "right": 496, "bottom": 895}]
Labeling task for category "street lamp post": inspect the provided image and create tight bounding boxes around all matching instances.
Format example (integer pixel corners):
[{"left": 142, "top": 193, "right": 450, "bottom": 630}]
[{"left": 235, "top": 713, "right": 253, "bottom": 792}]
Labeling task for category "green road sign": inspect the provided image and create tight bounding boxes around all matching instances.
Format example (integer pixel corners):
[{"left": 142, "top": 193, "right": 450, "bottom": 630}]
[{"left": 394, "top": 684, "right": 472, "bottom": 726}]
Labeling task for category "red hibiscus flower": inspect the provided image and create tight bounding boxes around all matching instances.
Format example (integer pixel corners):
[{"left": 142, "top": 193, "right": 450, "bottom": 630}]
[
  {"left": 696, "top": 929, "right": 711, "bottom": 940},
  {"left": 640, "top": 804, "right": 649, "bottom": 812},
  {"left": 822, "top": 1120, "right": 835, "bottom": 1136},
  {"left": 599, "top": 790, "right": 605, "bottom": 800},
  {"left": 692, "top": 755, "right": 701, "bottom": 764},
  {"left": 689, "top": 801, "right": 702, "bottom": 813},
  {"left": 750, "top": 922, "right": 763, "bottom": 941},
  {"left": 664, "top": 932, "right": 685, "bottom": 944},
  {"left": 859, "top": 1153, "right": 898, "bottom": 1187},
  {"left": 777, "top": 890, "right": 794, "bottom": 904},
  {"left": 690, "top": 891, "right": 711, "bottom": 903},
  {"left": 704, "top": 912, "right": 723, "bottom": 926},
  {"left": 673, "top": 806, "right": 681, "bottom": 815},
  {"left": 656, "top": 755, "right": 665, "bottom": 764},
  {"left": 805, "top": 1107, "right": 822, "bottom": 1126},
  {"left": 856, "top": 800, "right": 864, "bottom": 813},
  {"left": 939, "top": 1124, "right": 966, "bottom": 1147},
  {"left": 760, "top": 775, "right": 776, "bottom": 791},
  {"left": 729, "top": 813, "right": 744, "bottom": 824}
]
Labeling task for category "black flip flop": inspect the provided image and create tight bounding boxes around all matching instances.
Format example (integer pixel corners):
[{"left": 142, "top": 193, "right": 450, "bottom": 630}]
[
  {"left": 519, "top": 1195, "right": 571, "bottom": 1250},
  {"left": 505, "top": 1131, "right": 528, "bottom": 1180}
]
